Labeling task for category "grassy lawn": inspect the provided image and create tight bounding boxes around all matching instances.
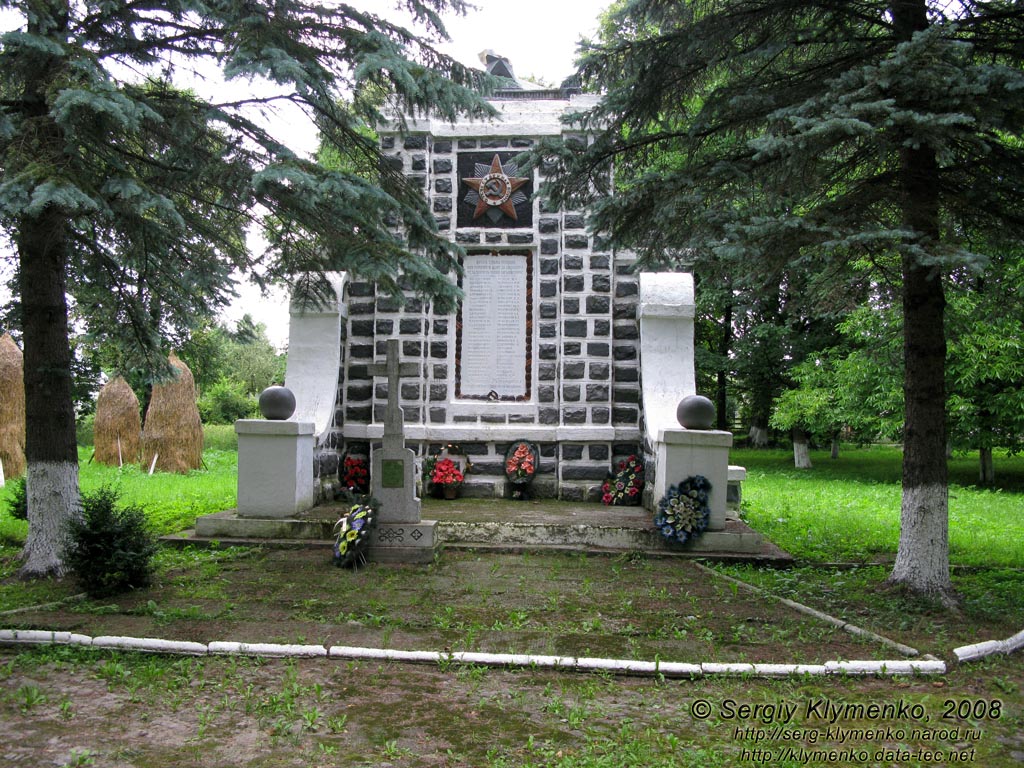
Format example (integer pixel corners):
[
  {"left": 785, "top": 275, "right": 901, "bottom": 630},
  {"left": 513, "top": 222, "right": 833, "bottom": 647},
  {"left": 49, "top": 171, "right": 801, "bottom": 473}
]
[
  {"left": 0, "top": 433, "right": 238, "bottom": 546},
  {"left": 1, "top": 443, "right": 1022, "bottom": 767},
  {"left": 733, "top": 446, "right": 1024, "bottom": 567}
]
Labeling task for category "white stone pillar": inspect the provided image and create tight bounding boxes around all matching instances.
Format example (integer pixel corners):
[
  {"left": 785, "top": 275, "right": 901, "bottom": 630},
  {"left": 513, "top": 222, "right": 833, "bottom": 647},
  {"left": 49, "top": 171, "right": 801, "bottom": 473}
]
[
  {"left": 235, "top": 420, "right": 315, "bottom": 518},
  {"left": 653, "top": 428, "right": 732, "bottom": 531}
]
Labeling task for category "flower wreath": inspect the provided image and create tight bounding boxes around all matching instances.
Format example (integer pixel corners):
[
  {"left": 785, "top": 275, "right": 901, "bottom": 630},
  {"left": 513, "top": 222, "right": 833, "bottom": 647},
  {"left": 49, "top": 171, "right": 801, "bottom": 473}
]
[
  {"left": 601, "top": 454, "right": 644, "bottom": 506},
  {"left": 333, "top": 501, "right": 376, "bottom": 569},
  {"left": 654, "top": 475, "right": 711, "bottom": 545},
  {"left": 505, "top": 441, "right": 538, "bottom": 484}
]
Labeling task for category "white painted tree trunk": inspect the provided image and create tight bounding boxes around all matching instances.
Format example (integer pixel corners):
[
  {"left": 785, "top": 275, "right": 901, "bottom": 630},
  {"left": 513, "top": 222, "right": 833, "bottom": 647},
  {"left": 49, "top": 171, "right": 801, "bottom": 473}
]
[
  {"left": 748, "top": 424, "right": 769, "bottom": 448},
  {"left": 890, "top": 483, "right": 952, "bottom": 602},
  {"left": 19, "top": 461, "right": 80, "bottom": 578},
  {"left": 793, "top": 429, "right": 812, "bottom": 469}
]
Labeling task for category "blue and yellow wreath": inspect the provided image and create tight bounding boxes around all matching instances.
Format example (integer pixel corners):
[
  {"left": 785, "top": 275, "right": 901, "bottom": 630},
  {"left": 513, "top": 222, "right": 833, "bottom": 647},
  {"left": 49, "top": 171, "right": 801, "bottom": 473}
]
[
  {"left": 654, "top": 475, "right": 711, "bottom": 545},
  {"left": 333, "top": 502, "right": 375, "bottom": 568}
]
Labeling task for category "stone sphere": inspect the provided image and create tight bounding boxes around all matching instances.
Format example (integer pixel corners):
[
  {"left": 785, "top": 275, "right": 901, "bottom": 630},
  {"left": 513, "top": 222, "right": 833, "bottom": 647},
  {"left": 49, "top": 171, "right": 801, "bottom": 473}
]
[
  {"left": 676, "top": 394, "right": 716, "bottom": 430},
  {"left": 258, "top": 385, "right": 296, "bottom": 420}
]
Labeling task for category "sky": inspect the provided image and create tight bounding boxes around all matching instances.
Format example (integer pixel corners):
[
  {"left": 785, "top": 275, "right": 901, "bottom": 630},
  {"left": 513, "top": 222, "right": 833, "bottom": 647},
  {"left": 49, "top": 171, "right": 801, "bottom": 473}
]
[
  {"left": 0, "top": 0, "right": 612, "bottom": 350},
  {"left": 228, "top": 0, "right": 612, "bottom": 348}
]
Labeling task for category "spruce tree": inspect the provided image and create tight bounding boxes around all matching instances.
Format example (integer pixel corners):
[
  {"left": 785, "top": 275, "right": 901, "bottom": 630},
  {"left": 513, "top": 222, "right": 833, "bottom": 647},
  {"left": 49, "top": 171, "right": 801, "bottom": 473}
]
[
  {"left": 542, "top": 0, "right": 1024, "bottom": 602},
  {"left": 0, "top": 0, "right": 493, "bottom": 577}
]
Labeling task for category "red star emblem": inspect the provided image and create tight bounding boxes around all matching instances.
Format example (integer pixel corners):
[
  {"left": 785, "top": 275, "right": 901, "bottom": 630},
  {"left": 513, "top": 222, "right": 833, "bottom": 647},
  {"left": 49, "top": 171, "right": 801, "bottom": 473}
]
[{"left": 462, "top": 154, "right": 530, "bottom": 221}]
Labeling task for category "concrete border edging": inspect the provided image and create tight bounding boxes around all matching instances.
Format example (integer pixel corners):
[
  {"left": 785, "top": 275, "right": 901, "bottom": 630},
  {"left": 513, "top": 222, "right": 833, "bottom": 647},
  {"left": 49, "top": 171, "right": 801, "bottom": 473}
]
[
  {"left": 693, "top": 562, "right": 922, "bottom": 657},
  {"left": 0, "top": 628, "right": 948, "bottom": 678},
  {"left": 953, "top": 629, "right": 1024, "bottom": 662}
]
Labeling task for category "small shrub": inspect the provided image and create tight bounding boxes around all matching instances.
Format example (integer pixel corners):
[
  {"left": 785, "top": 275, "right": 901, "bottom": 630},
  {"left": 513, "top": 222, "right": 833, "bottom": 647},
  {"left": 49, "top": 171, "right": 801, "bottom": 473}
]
[
  {"left": 65, "top": 486, "right": 158, "bottom": 597},
  {"left": 4, "top": 476, "right": 27, "bottom": 520}
]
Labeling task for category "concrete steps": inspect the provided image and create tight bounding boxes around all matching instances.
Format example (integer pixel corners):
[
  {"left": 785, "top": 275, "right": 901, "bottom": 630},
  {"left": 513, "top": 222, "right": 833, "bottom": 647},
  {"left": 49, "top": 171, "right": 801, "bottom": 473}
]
[{"left": 172, "top": 500, "right": 792, "bottom": 564}]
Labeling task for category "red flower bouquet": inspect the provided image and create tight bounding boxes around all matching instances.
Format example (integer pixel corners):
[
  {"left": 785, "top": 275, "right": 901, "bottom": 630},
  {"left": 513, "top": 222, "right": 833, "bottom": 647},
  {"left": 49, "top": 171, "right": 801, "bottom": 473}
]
[{"left": 430, "top": 458, "right": 464, "bottom": 488}]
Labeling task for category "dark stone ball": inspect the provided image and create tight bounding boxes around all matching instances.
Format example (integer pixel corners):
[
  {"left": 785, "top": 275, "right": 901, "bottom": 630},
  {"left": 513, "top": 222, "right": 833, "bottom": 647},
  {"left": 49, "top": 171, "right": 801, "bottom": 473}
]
[
  {"left": 676, "top": 394, "right": 716, "bottom": 430},
  {"left": 259, "top": 386, "right": 296, "bottom": 420}
]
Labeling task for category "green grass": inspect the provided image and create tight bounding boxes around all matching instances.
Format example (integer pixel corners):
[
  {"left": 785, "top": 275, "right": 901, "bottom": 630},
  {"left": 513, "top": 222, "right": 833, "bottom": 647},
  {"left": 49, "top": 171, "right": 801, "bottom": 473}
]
[
  {"left": 0, "top": 446, "right": 236, "bottom": 544},
  {"left": 734, "top": 446, "right": 1024, "bottom": 567}
]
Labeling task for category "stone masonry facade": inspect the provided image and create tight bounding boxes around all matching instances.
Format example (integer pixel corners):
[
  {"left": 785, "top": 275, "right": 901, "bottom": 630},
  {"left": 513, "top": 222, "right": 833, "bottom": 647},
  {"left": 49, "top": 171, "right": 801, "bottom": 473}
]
[{"left": 331, "top": 93, "right": 645, "bottom": 501}]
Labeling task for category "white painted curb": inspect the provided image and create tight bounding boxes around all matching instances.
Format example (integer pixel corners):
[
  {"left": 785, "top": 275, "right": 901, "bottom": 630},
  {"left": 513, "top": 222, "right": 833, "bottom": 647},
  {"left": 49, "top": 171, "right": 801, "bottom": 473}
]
[
  {"left": 0, "top": 627, "right": 949, "bottom": 678},
  {"left": 92, "top": 636, "right": 208, "bottom": 656},
  {"left": 694, "top": 563, "right": 922, "bottom": 658},
  {"left": 954, "top": 629, "right": 1024, "bottom": 662}
]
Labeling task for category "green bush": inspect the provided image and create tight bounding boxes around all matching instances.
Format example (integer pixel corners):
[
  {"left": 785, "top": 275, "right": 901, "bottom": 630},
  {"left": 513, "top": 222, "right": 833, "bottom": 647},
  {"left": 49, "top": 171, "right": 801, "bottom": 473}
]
[
  {"left": 202, "top": 423, "right": 238, "bottom": 451},
  {"left": 76, "top": 413, "right": 96, "bottom": 447},
  {"left": 65, "top": 486, "right": 158, "bottom": 597},
  {"left": 198, "top": 378, "right": 257, "bottom": 424},
  {"left": 4, "top": 477, "right": 27, "bottom": 520}
]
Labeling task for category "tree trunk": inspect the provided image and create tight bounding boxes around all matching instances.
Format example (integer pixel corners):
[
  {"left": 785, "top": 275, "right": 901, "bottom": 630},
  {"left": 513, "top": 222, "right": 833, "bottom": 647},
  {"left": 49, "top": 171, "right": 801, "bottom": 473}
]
[
  {"left": 17, "top": 210, "right": 82, "bottom": 578},
  {"left": 888, "top": 0, "right": 953, "bottom": 603},
  {"left": 716, "top": 301, "right": 732, "bottom": 430},
  {"left": 748, "top": 422, "right": 769, "bottom": 448},
  {"left": 977, "top": 405, "right": 995, "bottom": 485},
  {"left": 15, "top": 5, "right": 82, "bottom": 578},
  {"left": 979, "top": 447, "right": 994, "bottom": 486},
  {"left": 830, "top": 435, "right": 840, "bottom": 460},
  {"left": 792, "top": 428, "right": 812, "bottom": 469}
]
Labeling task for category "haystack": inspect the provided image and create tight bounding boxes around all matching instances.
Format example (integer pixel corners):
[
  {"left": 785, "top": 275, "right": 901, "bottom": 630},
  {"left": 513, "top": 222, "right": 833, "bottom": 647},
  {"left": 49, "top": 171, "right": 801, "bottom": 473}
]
[
  {"left": 93, "top": 376, "right": 142, "bottom": 467},
  {"left": 0, "top": 334, "right": 26, "bottom": 481},
  {"left": 141, "top": 352, "right": 203, "bottom": 473}
]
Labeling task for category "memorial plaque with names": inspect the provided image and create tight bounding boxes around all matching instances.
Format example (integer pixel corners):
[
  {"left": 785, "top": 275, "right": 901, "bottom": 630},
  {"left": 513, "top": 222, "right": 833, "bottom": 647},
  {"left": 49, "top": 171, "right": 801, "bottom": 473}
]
[{"left": 456, "top": 251, "right": 533, "bottom": 400}]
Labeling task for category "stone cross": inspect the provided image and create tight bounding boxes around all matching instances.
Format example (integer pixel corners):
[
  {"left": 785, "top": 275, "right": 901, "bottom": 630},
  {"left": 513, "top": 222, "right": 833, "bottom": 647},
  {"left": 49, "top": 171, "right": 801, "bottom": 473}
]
[
  {"left": 367, "top": 338, "right": 419, "bottom": 448},
  {"left": 367, "top": 339, "right": 434, "bottom": 563}
]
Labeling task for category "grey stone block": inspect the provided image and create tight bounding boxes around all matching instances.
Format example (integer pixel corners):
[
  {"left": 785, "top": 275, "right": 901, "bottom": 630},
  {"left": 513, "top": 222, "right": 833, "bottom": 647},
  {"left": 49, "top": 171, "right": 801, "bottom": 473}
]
[
  {"left": 563, "top": 275, "right": 584, "bottom": 292},
  {"left": 564, "top": 319, "right": 587, "bottom": 337},
  {"left": 563, "top": 407, "right": 587, "bottom": 424},
  {"left": 564, "top": 361, "right": 585, "bottom": 379}
]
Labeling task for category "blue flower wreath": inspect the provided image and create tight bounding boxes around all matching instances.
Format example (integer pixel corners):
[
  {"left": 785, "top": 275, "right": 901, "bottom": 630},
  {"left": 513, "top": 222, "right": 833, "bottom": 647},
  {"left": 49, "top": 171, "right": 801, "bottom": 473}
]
[
  {"left": 654, "top": 475, "right": 711, "bottom": 546},
  {"left": 333, "top": 502, "right": 375, "bottom": 569}
]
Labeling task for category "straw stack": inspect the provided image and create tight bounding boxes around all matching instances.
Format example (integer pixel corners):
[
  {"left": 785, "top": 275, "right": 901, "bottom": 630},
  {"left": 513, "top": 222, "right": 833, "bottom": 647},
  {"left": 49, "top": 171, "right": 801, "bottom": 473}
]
[
  {"left": 0, "top": 334, "right": 26, "bottom": 481},
  {"left": 93, "top": 376, "right": 141, "bottom": 467},
  {"left": 141, "top": 352, "right": 203, "bottom": 473}
]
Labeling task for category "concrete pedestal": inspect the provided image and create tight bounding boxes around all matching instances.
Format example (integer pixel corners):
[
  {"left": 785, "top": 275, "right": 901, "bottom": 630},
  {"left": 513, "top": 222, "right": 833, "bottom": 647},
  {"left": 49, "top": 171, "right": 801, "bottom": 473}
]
[
  {"left": 236, "top": 420, "right": 315, "bottom": 519},
  {"left": 650, "top": 428, "right": 732, "bottom": 531}
]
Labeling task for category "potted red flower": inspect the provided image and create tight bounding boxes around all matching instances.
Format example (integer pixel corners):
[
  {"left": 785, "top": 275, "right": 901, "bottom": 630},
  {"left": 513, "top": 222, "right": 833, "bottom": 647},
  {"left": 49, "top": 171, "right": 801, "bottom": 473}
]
[
  {"left": 341, "top": 455, "right": 370, "bottom": 493},
  {"left": 431, "top": 458, "right": 464, "bottom": 499}
]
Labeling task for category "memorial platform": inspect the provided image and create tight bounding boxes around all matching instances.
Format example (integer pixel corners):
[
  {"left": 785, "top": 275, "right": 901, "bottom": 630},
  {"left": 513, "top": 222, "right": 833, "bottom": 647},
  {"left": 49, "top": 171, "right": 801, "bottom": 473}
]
[{"left": 176, "top": 499, "right": 791, "bottom": 564}]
